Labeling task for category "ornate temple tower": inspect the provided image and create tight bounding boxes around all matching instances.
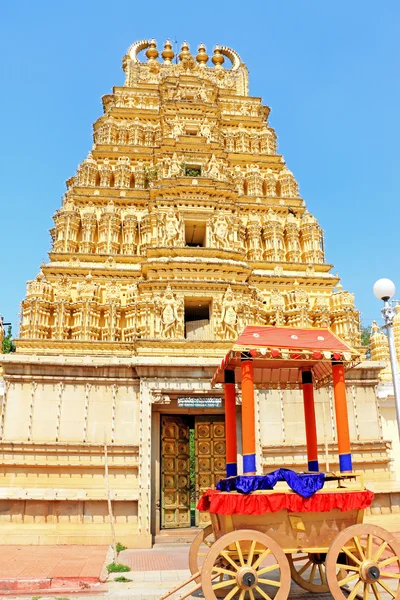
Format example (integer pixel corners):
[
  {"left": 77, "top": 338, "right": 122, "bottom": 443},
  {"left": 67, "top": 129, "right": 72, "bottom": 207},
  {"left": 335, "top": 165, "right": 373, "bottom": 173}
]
[
  {"left": 0, "top": 40, "right": 393, "bottom": 547},
  {"left": 16, "top": 39, "right": 360, "bottom": 351}
]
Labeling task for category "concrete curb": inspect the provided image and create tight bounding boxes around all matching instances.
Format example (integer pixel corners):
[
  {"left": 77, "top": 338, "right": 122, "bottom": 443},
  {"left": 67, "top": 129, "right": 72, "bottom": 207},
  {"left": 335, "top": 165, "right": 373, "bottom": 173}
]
[{"left": 99, "top": 544, "right": 115, "bottom": 583}]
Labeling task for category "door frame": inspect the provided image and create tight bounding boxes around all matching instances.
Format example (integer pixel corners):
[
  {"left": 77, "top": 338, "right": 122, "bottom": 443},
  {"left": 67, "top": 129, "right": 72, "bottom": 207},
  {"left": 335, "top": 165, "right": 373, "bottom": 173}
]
[{"left": 151, "top": 395, "right": 228, "bottom": 537}]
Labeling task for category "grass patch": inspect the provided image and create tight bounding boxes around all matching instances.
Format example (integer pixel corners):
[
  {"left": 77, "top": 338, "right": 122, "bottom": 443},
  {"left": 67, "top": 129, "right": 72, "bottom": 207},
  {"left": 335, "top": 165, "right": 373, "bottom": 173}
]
[
  {"left": 114, "top": 576, "right": 132, "bottom": 582},
  {"left": 116, "top": 542, "right": 127, "bottom": 553},
  {"left": 107, "top": 562, "right": 131, "bottom": 573}
]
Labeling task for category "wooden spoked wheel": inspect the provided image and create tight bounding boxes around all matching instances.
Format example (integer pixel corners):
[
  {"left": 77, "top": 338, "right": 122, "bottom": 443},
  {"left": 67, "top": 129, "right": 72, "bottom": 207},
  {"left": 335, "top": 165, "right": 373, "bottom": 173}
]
[
  {"left": 326, "top": 524, "right": 400, "bottom": 600},
  {"left": 201, "top": 529, "right": 291, "bottom": 600},
  {"left": 288, "top": 552, "right": 331, "bottom": 593},
  {"left": 189, "top": 525, "right": 215, "bottom": 583}
]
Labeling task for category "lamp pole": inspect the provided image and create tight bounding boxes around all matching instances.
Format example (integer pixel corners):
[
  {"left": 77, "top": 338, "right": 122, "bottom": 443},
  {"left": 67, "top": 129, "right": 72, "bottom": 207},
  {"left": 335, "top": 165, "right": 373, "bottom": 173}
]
[{"left": 373, "top": 279, "right": 400, "bottom": 439}]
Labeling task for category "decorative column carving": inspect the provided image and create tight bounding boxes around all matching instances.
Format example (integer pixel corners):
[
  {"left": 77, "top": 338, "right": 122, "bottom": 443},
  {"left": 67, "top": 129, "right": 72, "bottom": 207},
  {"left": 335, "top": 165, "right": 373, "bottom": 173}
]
[
  {"left": 246, "top": 211, "right": 263, "bottom": 261},
  {"left": 103, "top": 282, "right": 121, "bottom": 341},
  {"left": 285, "top": 213, "right": 301, "bottom": 262},
  {"left": 114, "top": 156, "right": 131, "bottom": 188},
  {"left": 99, "top": 158, "right": 112, "bottom": 187},
  {"left": 71, "top": 274, "right": 101, "bottom": 341},
  {"left": 20, "top": 273, "right": 53, "bottom": 339},
  {"left": 121, "top": 211, "right": 138, "bottom": 255},
  {"left": 246, "top": 164, "right": 263, "bottom": 196},
  {"left": 263, "top": 169, "right": 277, "bottom": 197},
  {"left": 53, "top": 276, "right": 72, "bottom": 339},
  {"left": 77, "top": 153, "right": 98, "bottom": 187},
  {"left": 286, "top": 283, "right": 311, "bottom": 327},
  {"left": 80, "top": 203, "right": 98, "bottom": 254},
  {"left": 262, "top": 209, "right": 285, "bottom": 262},
  {"left": 300, "top": 212, "right": 324, "bottom": 263},
  {"left": 279, "top": 166, "right": 299, "bottom": 198},
  {"left": 98, "top": 201, "right": 121, "bottom": 254},
  {"left": 53, "top": 200, "right": 80, "bottom": 253}
]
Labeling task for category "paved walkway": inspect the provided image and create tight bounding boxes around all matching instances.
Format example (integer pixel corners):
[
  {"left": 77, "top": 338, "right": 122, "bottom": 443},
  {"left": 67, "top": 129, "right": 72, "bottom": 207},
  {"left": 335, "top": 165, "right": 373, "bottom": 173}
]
[{"left": 0, "top": 545, "right": 108, "bottom": 592}]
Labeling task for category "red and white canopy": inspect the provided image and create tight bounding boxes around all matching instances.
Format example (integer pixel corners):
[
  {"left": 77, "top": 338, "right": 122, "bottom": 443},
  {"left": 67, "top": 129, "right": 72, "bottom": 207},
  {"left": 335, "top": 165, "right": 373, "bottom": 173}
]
[{"left": 211, "top": 326, "right": 360, "bottom": 389}]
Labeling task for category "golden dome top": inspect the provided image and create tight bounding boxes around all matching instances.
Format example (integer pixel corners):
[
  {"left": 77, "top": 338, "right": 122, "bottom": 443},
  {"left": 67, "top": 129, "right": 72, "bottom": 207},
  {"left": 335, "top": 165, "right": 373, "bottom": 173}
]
[
  {"left": 145, "top": 38, "right": 159, "bottom": 61},
  {"left": 161, "top": 39, "right": 175, "bottom": 63},
  {"left": 178, "top": 41, "right": 192, "bottom": 62},
  {"left": 196, "top": 43, "right": 208, "bottom": 66},
  {"left": 212, "top": 45, "right": 225, "bottom": 66}
]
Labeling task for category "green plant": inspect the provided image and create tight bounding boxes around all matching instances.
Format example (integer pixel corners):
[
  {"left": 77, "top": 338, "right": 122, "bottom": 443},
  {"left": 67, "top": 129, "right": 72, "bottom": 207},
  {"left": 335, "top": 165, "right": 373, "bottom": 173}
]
[
  {"left": 107, "top": 562, "right": 131, "bottom": 573},
  {"left": 114, "top": 576, "right": 132, "bottom": 582},
  {"left": 185, "top": 167, "right": 201, "bottom": 177},
  {"left": 2, "top": 325, "right": 16, "bottom": 353},
  {"left": 32, "top": 597, "right": 41, "bottom": 600},
  {"left": 116, "top": 542, "right": 127, "bottom": 553}
]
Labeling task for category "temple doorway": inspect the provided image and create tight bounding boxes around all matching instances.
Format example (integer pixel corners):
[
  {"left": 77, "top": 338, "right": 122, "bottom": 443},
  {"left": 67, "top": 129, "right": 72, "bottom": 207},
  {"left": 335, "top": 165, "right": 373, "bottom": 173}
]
[{"left": 160, "top": 414, "right": 226, "bottom": 529}]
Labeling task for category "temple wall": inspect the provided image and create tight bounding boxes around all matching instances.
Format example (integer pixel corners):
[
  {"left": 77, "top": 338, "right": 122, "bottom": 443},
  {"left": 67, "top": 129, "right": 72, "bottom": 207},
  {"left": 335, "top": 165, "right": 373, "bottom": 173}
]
[
  {"left": 0, "top": 359, "right": 144, "bottom": 545},
  {"left": 0, "top": 357, "right": 398, "bottom": 545}
]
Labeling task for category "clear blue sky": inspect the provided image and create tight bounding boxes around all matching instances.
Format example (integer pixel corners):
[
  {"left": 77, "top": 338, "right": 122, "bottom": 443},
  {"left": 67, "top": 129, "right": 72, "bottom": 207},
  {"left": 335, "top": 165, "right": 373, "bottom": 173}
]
[{"left": 1, "top": 0, "right": 399, "bottom": 334}]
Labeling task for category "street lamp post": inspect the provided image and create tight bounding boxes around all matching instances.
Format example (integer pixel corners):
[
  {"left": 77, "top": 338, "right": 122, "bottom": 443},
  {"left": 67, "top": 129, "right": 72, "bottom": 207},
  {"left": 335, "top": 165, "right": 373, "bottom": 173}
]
[{"left": 373, "top": 278, "right": 400, "bottom": 440}]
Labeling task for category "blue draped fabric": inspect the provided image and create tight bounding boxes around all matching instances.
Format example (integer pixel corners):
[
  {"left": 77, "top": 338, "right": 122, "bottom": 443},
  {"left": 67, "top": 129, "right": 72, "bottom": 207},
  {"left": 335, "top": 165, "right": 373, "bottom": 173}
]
[{"left": 216, "top": 468, "right": 325, "bottom": 498}]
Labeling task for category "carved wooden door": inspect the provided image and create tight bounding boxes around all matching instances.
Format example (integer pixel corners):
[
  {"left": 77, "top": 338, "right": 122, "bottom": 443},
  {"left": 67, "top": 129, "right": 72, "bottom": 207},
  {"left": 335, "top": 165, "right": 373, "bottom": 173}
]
[
  {"left": 161, "top": 415, "right": 191, "bottom": 529},
  {"left": 195, "top": 416, "right": 226, "bottom": 527}
]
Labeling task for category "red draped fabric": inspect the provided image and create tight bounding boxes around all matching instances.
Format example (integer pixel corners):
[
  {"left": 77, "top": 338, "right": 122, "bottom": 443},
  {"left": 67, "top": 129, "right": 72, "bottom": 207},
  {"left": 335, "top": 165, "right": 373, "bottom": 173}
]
[{"left": 197, "top": 489, "right": 374, "bottom": 515}]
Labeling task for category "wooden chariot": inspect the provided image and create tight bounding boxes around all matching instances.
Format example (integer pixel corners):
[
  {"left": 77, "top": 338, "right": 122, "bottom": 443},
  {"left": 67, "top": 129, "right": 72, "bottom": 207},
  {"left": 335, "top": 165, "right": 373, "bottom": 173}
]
[{"left": 159, "top": 326, "right": 400, "bottom": 600}]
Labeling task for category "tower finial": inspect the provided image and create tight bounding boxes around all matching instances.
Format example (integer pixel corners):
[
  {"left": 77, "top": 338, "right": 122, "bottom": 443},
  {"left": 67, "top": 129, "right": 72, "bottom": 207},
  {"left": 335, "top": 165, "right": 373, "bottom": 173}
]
[
  {"left": 145, "top": 38, "right": 159, "bottom": 61},
  {"left": 161, "top": 39, "right": 175, "bottom": 63},
  {"left": 196, "top": 43, "right": 208, "bottom": 66},
  {"left": 212, "top": 45, "right": 225, "bottom": 66}
]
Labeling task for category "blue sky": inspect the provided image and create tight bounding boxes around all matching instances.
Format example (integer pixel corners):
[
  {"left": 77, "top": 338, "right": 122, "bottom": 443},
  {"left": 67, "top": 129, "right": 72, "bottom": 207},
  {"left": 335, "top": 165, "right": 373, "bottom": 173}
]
[{"left": 1, "top": 0, "right": 399, "bottom": 334}]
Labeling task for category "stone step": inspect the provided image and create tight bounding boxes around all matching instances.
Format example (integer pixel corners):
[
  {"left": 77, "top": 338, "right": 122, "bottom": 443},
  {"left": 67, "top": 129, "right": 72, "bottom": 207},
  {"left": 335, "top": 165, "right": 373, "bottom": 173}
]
[{"left": 154, "top": 528, "right": 199, "bottom": 545}]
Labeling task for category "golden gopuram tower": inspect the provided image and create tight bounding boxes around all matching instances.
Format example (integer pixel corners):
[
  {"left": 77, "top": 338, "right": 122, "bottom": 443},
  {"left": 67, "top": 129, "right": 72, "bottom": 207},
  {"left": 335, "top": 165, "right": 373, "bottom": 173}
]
[{"left": 1, "top": 40, "right": 399, "bottom": 546}]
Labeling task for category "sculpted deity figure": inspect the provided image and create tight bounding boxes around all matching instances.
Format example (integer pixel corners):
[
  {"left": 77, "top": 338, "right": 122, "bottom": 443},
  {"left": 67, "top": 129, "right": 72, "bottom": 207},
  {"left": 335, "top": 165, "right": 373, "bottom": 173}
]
[
  {"left": 200, "top": 118, "right": 213, "bottom": 142},
  {"left": 219, "top": 286, "right": 239, "bottom": 339},
  {"left": 210, "top": 213, "right": 231, "bottom": 248},
  {"left": 170, "top": 152, "right": 182, "bottom": 177},
  {"left": 205, "top": 154, "right": 222, "bottom": 179},
  {"left": 162, "top": 209, "right": 183, "bottom": 246},
  {"left": 161, "top": 155, "right": 172, "bottom": 178},
  {"left": 160, "top": 286, "right": 180, "bottom": 338},
  {"left": 169, "top": 116, "right": 184, "bottom": 140},
  {"left": 195, "top": 83, "right": 208, "bottom": 102}
]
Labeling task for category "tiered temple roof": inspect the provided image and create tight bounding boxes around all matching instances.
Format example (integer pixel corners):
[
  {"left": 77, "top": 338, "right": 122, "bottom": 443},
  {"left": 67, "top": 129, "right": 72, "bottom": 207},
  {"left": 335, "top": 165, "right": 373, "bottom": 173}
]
[{"left": 18, "top": 39, "right": 361, "bottom": 356}]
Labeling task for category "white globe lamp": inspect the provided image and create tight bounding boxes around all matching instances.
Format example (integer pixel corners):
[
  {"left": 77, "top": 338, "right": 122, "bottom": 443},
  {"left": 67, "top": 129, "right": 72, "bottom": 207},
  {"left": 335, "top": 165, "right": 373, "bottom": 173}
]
[{"left": 373, "top": 278, "right": 396, "bottom": 301}]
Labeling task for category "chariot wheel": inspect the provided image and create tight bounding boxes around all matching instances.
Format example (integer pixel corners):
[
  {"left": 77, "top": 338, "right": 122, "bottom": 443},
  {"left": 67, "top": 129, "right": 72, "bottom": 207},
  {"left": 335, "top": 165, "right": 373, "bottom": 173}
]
[
  {"left": 201, "top": 529, "right": 291, "bottom": 600},
  {"left": 288, "top": 552, "right": 331, "bottom": 593},
  {"left": 189, "top": 525, "right": 214, "bottom": 583},
  {"left": 326, "top": 524, "right": 400, "bottom": 600}
]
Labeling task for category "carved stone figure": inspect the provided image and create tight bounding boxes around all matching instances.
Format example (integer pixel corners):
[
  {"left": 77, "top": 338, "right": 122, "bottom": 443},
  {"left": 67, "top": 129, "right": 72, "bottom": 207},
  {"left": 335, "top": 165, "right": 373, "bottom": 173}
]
[
  {"left": 205, "top": 154, "right": 223, "bottom": 179},
  {"left": 160, "top": 209, "right": 183, "bottom": 247},
  {"left": 200, "top": 118, "right": 213, "bottom": 142},
  {"left": 210, "top": 213, "right": 231, "bottom": 248},
  {"left": 169, "top": 116, "right": 184, "bottom": 140},
  {"left": 160, "top": 286, "right": 180, "bottom": 338},
  {"left": 170, "top": 153, "right": 182, "bottom": 177},
  {"left": 219, "top": 286, "right": 239, "bottom": 338}
]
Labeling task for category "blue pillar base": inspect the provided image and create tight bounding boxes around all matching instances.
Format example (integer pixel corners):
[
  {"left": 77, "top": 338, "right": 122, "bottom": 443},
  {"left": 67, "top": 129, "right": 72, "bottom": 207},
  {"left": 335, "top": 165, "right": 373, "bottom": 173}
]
[
  {"left": 243, "top": 453, "right": 256, "bottom": 474},
  {"left": 339, "top": 453, "right": 353, "bottom": 472},
  {"left": 226, "top": 463, "right": 238, "bottom": 477},
  {"left": 307, "top": 459, "right": 319, "bottom": 472}
]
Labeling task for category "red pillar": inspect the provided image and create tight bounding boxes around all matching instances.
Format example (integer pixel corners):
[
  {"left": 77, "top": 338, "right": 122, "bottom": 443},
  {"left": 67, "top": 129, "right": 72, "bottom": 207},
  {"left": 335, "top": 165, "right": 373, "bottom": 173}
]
[
  {"left": 241, "top": 353, "right": 256, "bottom": 475},
  {"left": 224, "top": 369, "right": 237, "bottom": 477},
  {"left": 301, "top": 370, "right": 319, "bottom": 472},
  {"left": 332, "top": 361, "right": 353, "bottom": 472}
]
